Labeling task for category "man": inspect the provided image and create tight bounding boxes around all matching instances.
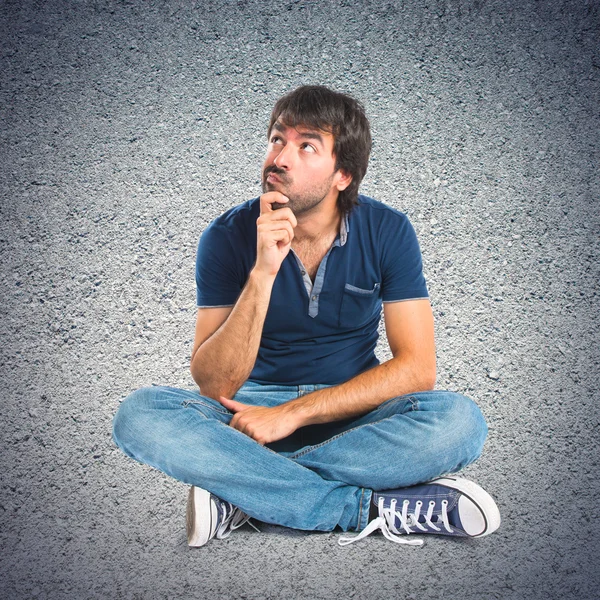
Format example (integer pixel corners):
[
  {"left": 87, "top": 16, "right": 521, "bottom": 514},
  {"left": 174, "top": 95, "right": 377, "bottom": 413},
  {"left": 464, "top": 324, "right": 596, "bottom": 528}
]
[{"left": 113, "top": 85, "right": 500, "bottom": 547}]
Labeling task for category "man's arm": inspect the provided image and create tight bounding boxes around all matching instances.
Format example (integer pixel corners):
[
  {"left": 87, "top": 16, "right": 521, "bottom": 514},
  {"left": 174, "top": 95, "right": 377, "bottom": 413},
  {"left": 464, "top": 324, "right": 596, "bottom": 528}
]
[
  {"left": 190, "top": 192, "right": 296, "bottom": 400},
  {"left": 218, "top": 298, "right": 436, "bottom": 444},
  {"left": 190, "top": 271, "right": 274, "bottom": 399}
]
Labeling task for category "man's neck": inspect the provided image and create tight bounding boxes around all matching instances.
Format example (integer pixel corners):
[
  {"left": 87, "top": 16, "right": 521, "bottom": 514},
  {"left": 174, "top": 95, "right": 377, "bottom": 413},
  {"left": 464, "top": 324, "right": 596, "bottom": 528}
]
[{"left": 293, "top": 197, "right": 341, "bottom": 244}]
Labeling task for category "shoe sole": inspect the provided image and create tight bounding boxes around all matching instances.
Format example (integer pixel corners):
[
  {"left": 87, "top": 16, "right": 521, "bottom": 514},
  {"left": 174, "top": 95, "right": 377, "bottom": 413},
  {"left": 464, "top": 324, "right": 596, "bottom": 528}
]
[
  {"left": 431, "top": 476, "right": 501, "bottom": 537},
  {"left": 186, "top": 486, "right": 214, "bottom": 547}
]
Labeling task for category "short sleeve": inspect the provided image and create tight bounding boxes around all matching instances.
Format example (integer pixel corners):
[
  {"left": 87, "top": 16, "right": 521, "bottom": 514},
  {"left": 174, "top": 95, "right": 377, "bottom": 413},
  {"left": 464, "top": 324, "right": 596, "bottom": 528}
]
[
  {"left": 195, "top": 221, "right": 243, "bottom": 307},
  {"left": 380, "top": 215, "right": 429, "bottom": 302}
]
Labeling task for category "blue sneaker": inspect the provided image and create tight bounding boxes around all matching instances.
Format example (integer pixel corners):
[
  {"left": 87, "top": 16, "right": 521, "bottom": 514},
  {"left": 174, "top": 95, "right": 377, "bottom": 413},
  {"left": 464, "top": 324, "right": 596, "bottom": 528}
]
[
  {"left": 339, "top": 477, "right": 501, "bottom": 546},
  {"left": 187, "top": 486, "right": 253, "bottom": 547}
]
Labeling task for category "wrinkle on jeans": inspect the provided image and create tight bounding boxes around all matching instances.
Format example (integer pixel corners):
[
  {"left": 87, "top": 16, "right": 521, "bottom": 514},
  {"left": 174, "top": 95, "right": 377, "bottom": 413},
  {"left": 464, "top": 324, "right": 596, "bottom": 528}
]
[{"left": 181, "top": 398, "right": 232, "bottom": 417}]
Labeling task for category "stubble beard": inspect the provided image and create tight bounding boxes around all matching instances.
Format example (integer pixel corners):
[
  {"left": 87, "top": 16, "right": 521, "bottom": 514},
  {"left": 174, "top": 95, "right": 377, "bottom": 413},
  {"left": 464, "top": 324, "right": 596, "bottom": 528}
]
[{"left": 262, "top": 167, "right": 335, "bottom": 215}]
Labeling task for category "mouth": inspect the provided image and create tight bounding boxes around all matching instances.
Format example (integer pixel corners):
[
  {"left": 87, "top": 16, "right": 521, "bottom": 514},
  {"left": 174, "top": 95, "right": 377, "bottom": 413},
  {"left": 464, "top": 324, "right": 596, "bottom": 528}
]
[
  {"left": 263, "top": 166, "right": 289, "bottom": 186},
  {"left": 266, "top": 172, "right": 282, "bottom": 184}
]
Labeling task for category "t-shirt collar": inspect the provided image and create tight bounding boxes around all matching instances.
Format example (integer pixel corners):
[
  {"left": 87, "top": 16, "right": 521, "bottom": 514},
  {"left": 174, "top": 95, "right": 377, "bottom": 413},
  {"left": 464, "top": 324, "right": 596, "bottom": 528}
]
[{"left": 339, "top": 213, "right": 349, "bottom": 246}]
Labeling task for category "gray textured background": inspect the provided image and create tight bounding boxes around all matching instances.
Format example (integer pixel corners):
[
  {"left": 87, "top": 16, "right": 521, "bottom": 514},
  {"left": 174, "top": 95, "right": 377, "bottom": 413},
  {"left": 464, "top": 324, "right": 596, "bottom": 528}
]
[{"left": 1, "top": 0, "right": 598, "bottom": 598}]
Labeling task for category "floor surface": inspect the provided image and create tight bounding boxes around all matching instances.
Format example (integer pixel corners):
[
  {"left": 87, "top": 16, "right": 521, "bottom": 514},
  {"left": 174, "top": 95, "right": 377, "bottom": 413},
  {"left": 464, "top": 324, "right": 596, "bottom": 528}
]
[{"left": 1, "top": 0, "right": 598, "bottom": 598}]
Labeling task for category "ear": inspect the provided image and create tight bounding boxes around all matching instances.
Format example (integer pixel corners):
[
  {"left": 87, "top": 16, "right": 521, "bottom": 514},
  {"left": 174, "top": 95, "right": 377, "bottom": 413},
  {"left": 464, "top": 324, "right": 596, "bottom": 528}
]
[{"left": 335, "top": 169, "right": 353, "bottom": 192}]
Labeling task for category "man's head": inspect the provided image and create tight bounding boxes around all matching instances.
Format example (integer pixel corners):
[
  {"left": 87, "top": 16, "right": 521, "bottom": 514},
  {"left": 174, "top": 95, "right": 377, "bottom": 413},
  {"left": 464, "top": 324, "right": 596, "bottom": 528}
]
[{"left": 262, "top": 85, "right": 372, "bottom": 215}]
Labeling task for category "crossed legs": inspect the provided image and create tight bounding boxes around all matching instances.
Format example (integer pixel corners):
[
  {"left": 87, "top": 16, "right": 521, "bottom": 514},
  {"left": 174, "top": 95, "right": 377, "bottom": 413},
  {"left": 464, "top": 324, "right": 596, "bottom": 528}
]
[{"left": 112, "top": 383, "right": 487, "bottom": 532}]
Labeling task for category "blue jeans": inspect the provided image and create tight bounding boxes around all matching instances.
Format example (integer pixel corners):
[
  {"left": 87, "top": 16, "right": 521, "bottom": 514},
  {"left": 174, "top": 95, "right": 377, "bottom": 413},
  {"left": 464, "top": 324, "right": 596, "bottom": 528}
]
[{"left": 112, "top": 382, "right": 487, "bottom": 532}]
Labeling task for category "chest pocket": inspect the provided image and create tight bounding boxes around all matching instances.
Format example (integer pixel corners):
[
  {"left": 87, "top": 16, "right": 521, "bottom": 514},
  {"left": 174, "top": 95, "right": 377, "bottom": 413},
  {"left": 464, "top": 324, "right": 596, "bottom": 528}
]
[{"left": 339, "top": 282, "right": 381, "bottom": 328}]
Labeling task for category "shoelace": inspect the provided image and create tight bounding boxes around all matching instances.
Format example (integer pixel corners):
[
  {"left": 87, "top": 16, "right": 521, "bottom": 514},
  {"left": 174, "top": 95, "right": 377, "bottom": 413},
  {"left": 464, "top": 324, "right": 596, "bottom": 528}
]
[
  {"left": 338, "top": 497, "right": 453, "bottom": 546},
  {"left": 215, "top": 499, "right": 260, "bottom": 540}
]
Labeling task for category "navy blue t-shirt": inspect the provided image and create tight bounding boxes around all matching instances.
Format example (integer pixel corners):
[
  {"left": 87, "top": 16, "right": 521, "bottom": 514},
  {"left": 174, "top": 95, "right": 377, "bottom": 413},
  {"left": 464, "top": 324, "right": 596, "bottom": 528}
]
[{"left": 195, "top": 195, "right": 429, "bottom": 385}]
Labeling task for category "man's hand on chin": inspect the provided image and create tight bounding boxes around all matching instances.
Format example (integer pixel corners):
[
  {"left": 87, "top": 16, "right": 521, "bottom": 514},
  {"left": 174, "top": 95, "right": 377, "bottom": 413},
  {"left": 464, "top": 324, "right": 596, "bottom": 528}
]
[{"left": 216, "top": 396, "right": 303, "bottom": 445}]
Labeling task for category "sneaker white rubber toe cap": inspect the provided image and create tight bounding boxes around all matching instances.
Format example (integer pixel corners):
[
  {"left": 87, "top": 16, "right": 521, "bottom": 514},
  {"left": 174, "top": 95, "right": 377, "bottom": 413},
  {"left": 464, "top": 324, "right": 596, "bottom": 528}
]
[
  {"left": 434, "top": 477, "right": 501, "bottom": 537},
  {"left": 187, "top": 486, "right": 217, "bottom": 547}
]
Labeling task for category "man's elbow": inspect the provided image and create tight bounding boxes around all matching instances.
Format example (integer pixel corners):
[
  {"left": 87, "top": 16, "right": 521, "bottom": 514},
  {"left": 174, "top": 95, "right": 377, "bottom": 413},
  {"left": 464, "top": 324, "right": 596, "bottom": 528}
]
[
  {"left": 190, "top": 357, "right": 212, "bottom": 398},
  {"left": 189, "top": 361, "right": 239, "bottom": 401},
  {"left": 419, "top": 368, "right": 437, "bottom": 391},
  {"left": 411, "top": 356, "right": 436, "bottom": 391},
  {"left": 389, "top": 353, "right": 436, "bottom": 392}
]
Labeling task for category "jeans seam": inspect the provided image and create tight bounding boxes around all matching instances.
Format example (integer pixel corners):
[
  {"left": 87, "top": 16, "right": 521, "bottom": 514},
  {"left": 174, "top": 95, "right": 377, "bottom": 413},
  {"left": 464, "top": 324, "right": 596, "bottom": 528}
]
[
  {"left": 182, "top": 399, "right": 231, "bottom": 416},
  {"left": 357, "top": 487, "right": 365, "bottom": 531},
  {"left": 375, "top": 394, "right": 420, "bottom": 411}
]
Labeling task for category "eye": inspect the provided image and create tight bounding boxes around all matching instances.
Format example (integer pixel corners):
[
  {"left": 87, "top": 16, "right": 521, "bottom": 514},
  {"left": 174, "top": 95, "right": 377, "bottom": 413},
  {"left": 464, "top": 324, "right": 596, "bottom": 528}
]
[
  {"left": 301, "top": 143, "right": 316, "bottom": 153},
  {"left": 270, "top": 135, "right": 283, "bottom": 145}
]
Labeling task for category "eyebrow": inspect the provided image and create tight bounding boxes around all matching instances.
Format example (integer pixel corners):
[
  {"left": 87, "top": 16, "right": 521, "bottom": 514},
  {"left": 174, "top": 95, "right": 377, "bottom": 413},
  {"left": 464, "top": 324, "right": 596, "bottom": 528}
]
[{"left": 272, "top": 121, "right": 325, "bottom": 146}]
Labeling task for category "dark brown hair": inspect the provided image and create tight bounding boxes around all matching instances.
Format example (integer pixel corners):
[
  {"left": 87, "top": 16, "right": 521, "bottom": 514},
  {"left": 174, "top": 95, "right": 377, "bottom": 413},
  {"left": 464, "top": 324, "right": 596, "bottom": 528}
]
[{"left": 268, "top": 85, "right": 372, "bottom": 214}]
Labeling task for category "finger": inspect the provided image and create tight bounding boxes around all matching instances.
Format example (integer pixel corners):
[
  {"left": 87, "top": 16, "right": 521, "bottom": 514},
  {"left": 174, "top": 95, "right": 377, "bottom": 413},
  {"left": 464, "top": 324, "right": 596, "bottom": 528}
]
[
  {"left": 261, "top": 229, "right": 293, "bottom": 250},
  {"left": 229, "top": 412, "right": 242, "bottom": 430},
  {"left": 257, "top": 222, "right": 295, "bottom": 246},
  {"left": 260, "top": 192, "right": 289, "bottom": 215},
  {"left": 230, "top": 415, "right": 264, "bottom": 445},
  {"left": 237, "top": 421, "right": 266, "bottom": 446},
  {"left": 217, "top": 396, "right": 249, "bottom": 413},
  {"left": 257, "top": 207, "right": 297, "bottom": 228}
]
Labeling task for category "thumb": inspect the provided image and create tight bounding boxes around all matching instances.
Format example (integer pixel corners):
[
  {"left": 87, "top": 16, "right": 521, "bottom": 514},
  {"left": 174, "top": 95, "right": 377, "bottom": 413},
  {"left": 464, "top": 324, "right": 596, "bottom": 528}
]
[{"left": 217, "top": 396, "right": 249, "bottom": 413}]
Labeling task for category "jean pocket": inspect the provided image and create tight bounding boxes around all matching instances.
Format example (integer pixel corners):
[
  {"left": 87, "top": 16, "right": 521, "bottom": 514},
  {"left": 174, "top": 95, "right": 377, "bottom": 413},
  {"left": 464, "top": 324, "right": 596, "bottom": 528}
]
[{"left": 339, "top": 282, "right": 381, "bottom": 328}]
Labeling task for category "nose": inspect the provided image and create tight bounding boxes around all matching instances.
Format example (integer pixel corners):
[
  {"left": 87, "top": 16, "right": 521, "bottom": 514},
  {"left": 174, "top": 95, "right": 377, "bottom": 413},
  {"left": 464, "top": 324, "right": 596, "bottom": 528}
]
[{"left": 273, "top": 143, "right": 292, "bottom": 170}]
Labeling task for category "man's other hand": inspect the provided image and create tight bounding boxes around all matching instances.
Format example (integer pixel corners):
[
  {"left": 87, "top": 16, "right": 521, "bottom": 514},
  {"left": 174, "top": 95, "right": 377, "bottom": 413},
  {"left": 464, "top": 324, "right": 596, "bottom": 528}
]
[
  {"left": 217, "top": 396, "right": 301, "bottom": 445},
  {"left": 254, "top": 192, "right": 297, "bottom": 277}
]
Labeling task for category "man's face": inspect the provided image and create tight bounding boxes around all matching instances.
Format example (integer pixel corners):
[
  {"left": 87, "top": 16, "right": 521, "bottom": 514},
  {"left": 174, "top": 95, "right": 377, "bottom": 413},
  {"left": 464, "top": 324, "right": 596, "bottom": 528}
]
[{"left": 261, "top": 121, "right": 344, "bottom": 215}]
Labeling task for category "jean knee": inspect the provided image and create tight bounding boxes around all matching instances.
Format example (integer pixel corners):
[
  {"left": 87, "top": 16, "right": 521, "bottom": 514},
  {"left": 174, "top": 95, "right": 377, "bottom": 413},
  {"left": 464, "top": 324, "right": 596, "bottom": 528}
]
[
  {"left": 447, "top": 392, "right": 488, "bottom": 462},
  {"left": 112, "top": 387, "right": 156, "bottom": 454}
]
